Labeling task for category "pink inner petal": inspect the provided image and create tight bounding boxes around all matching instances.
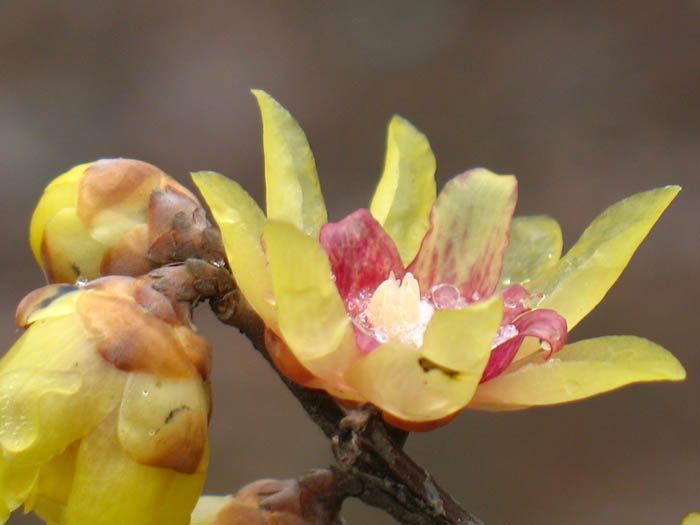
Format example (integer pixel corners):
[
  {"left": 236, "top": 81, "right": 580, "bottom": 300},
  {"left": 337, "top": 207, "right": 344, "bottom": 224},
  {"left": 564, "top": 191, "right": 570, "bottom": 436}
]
[
  {"left": 480, "top": 308, "right": 568, "bottom": 383},
  {"left": 319, "top": 208, "right": 405, "bottom": 317}
]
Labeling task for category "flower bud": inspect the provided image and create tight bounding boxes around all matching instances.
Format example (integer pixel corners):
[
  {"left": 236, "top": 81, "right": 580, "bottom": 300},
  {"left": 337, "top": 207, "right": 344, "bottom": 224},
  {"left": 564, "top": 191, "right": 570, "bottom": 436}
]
[
  {"left": 30, "top": 158, "right": 222, "bottom": 284},
  {"left": 2, "top": 275, "right": 211, "bottom": 524},
  {"left": 192, "top": 480, "right": 309, "bottom": 525}
]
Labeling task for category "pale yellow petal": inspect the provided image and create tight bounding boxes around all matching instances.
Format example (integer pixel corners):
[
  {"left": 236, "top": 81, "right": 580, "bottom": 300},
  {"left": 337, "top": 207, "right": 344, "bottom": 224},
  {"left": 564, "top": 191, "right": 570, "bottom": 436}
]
[
  {"left": 41, "top": 208, "right": 105, "bottom": 282},
  {"left": 528, "top": 186, "right": 681, "bottom": 332},
  {"left": 370, "top": 115, "right": 436, "bottom": 265},
  {"left": 191, "top": 495, "right": 234, "bottom": 525},
  {"left": 345, "top": 341, "right": 482, "bottom": 424},
  {"left": 420, "top": 294, "right": 503, "bottom": 372},
  {"left": 29, "top": 162, "right": 93, "bottom": 267},
  {"left": 252, "top": 90, "right": 327, "bottom": 236},
  {"left": 66, "top": 412, "right": 207, "bottom": 525},
  {"left": 192, "top": 171, "right": 277, "bottom": 329},
  {"left": 499, "top": 215, "right": 562, "bottom": 288},
  {"left": 470, "top": 336, "right": 685, "bottom": 410},
  {"left": 264, "top": 221, "right": 357, "bottom": 386},
  {"left": 682, "top": 512, "right": 700, "bottom": 525},
  {"left": 0, "top": 315, "right": 125, "bottom": 463}
]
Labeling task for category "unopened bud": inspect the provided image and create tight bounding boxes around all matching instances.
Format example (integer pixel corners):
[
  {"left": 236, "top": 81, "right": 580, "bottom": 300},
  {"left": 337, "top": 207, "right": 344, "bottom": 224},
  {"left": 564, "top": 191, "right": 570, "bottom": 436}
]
[{"left": 30, "top": 158, "right": 223, "bottom": 284}]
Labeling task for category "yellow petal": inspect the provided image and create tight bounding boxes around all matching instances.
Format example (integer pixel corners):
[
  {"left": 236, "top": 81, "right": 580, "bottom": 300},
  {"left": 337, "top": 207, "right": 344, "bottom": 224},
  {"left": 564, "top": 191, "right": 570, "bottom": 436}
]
[
  {"left": 0, "top": 315, "right": 124, "bottom": 463},
  {"left": 369, "top": 115, "right": 436, "bottom": 265},
  {"left": 420, "top": 294, "right": 503, "bottom": 372},
  {"left": 66, "top": 412, "right": 207, "bottom": 525},
  {"left": 252, "top": 90, "right": 327, "bottom": 237},
  {"left": 470, "top": 336, "right": 686, "bottom": 409},
  {"left": 528, "top": 186, "right": 681, "bottom": 332},
  {"left": 683, "top": 513, "right": 700, "bottom": 525},
  {"left": 499, "top": 215, "right": 562, "bottom": 288},
  {"left": 41, "top": 208, "right": 105, "bottom": 282},
  {"left": 118, "top": 373, "right": 209, "bottom": 474},
  {"left": 24, "top": 441, "right": 79, "bottom": 523},
  {"left": 29, "top": 162, "right": 92, "bottom": 268},
  {"left": 192, "top": 171, "right": 277, "bottom": 329},
  {"left": 344, "top": 341, "right": 484, "bottom": 425},
  {"left": 264, "top": 221, "right": 357, "bottom": 386}
]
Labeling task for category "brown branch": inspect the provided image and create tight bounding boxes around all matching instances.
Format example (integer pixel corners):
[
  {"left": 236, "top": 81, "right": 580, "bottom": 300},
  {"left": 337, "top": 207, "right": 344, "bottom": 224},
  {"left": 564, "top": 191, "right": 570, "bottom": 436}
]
[{"left": 151, "top": 260, "right": 483, "bottom": 525}]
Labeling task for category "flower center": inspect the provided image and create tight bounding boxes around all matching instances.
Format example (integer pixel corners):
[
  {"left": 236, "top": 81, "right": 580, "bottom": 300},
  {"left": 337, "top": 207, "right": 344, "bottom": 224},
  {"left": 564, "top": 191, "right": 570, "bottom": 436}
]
[{"left": 361, "top": 272, "right": 434, "bottom": 347}]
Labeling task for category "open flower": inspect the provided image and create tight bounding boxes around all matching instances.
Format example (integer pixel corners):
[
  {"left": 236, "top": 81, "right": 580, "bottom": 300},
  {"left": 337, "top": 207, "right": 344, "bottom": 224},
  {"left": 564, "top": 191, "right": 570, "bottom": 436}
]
[
  {"left": 0, "top": 275, "right": 211, "bottom": 524},
  {"left": 30, "top": 158, "right": 216, "bottom": 284},
  {"left": 193, "top": 90, "right": 684, "bottom": 430}
]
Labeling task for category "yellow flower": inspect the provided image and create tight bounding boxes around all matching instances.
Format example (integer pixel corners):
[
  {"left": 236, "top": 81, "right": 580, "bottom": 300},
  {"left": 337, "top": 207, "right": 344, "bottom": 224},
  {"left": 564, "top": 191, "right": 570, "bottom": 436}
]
[
  {"left": 193, "top": 90, "right": 684, "bottom": 431},
  {"left": 0, "top": 275, "right": 211, "bottom": 524},
  {"left": 30, "top": 158, "right": 211, "bottom": 283}
]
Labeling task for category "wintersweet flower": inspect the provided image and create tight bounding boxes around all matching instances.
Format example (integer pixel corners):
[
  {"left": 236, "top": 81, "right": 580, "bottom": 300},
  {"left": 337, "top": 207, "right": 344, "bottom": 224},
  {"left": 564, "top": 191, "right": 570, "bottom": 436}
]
[
  {"left": 0, "top": 275, "right": 211, "bottom": 524},
  {"left": 30, "top": 158, "right": 213, "bottom": 284},
  {"left": 193, "top": 90, "right": 685, "bottom": 430}
]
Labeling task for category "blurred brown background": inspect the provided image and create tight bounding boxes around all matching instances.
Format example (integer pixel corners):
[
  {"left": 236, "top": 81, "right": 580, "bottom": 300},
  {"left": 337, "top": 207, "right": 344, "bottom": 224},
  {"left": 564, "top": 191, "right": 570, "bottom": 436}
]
[{"left": 1, "top": 1, "right": 698, "bottom": 524}]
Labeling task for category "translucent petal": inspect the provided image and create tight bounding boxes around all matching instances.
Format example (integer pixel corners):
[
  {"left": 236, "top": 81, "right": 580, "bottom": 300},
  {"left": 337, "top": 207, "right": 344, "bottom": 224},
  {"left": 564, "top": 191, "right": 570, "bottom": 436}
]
[
  {"left": 118, "top": 373, "right": 209, "bottom": 474},
  {"left": 528, "top": 186, "right": 681, "bottom": 332},
  {"left": 344, "top": 340, "right": 487, "bottom": 426},
  {"left": 252, "top": 90, "right": 327, "bottom": 237},
  {"left": 499, "top": 215, "right": 562, "bottom": 289},
  {"left": 264, "top": 221, "right": 358, "bottom": 385},
  {"left": 369, "top": 115, "right": 436, "bottom": 265},
  {"left": 0, "top": 315, "right": 125, "bottom": 463},
  {"left": 408, "top": 169, "right": 517, "bottom": 299},
  {"left": 470, "top": 336, "right": 686, "bottom": 409},
  {"left": 192, "top": 171, "right": 277, "bottom": 329},
  {"left": 420, "top": 294, "right": 503, "bottom": 373},
  {"left": 41, "top": 208, "right": 105, "bottom": 282},
  {"left": 66, "top": 412, "right": 207, "bottom": 525},
  {"left": 29, "top": 162, "right": 89, "bottom": 268}
]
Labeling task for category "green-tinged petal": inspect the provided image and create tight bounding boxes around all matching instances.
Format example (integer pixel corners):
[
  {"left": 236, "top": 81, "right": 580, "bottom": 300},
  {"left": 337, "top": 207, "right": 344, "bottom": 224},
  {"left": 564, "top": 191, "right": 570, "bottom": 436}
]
[
  {"left": 118, "top": 373, "right": 209, "bottom": 474},
  {"left": 470, "top": 336, "right": 686, "bottom": 410},
  {"left": 41, "top": 208, "right": 105, "bottom": 282},
  {"left": 409, "top": 169, "right": 517, "bottom": 298},
  {"left": 0, "top": 316, "right": 125, "bottom": 463},
  {"left": 528, "top": 186, "right": 681, "bottom": 332},
  {"left": 421, "top": 294, "right": 503, "bottom": 372},
  {"left": 264, "top": 221, "right": 357, "bottom": 385},
  {"left": 252, "top": 90, "right": 327, "bottom": 236},
  {"left": 66, "top": 412, "right": 207, "bottom": 525},
  {"left": 192, "top": 171, "right": 277, "bottom": 329},
  {"left": 344, "top": 341, "right": 484, "bottom": 425},
  {"left": 499, "top": 215, "right": 562, "bottom": 289},
  {"left": 369, "top": 115, "right": 436, "bottom": 265}
]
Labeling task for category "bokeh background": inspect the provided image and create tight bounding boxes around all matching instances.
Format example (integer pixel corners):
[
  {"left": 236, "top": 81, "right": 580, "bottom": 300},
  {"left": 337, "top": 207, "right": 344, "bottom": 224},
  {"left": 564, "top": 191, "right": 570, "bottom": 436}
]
[{"left": 1, "top": 2, "right": 698, "bottom": 523}]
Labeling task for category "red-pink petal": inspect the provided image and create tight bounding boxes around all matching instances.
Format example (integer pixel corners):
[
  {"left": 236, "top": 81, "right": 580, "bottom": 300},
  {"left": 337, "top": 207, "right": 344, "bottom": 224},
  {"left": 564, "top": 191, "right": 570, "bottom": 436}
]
[
  {"left": 408, "top": 169, "right": 517, "bottom": 300},
  {"left": 480, "top": 308, "right": 568, "bottom": 383},
  {"left": 319, "top": 209, "right": 405, "bottom": 317}
]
